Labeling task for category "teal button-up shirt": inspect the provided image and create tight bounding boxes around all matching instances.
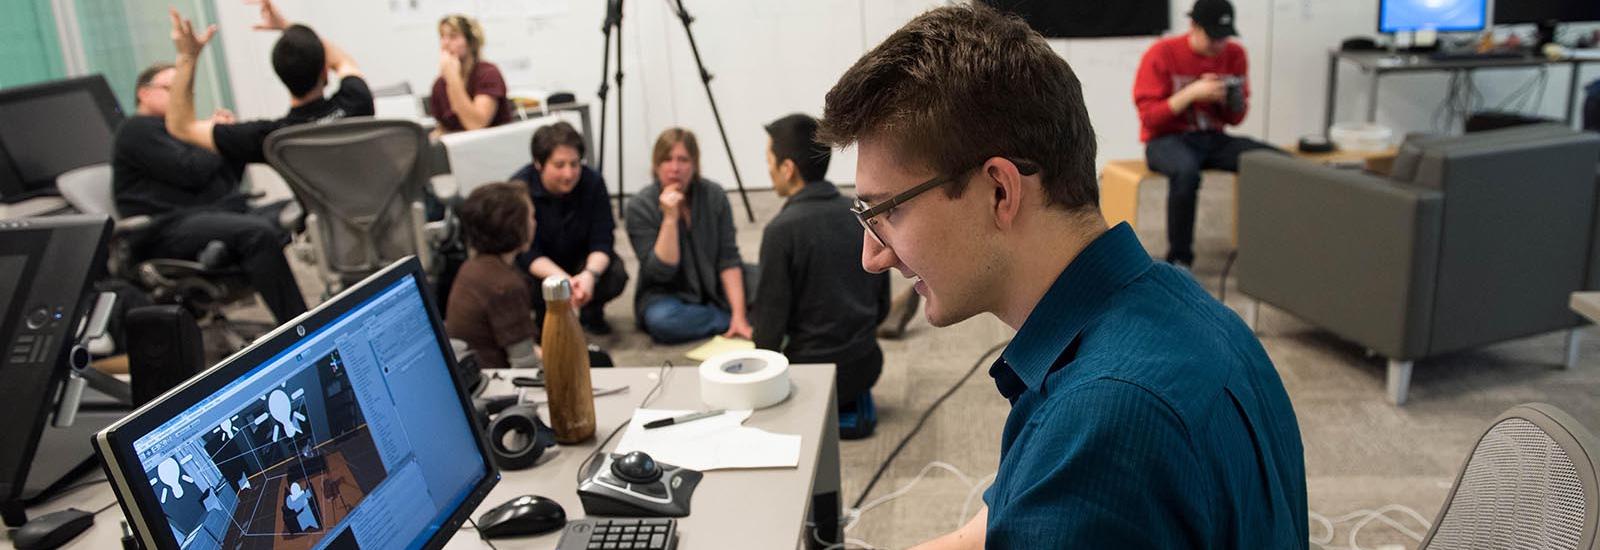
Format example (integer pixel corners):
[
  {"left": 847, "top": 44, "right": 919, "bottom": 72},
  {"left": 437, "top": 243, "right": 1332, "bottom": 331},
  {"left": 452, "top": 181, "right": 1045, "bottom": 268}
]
[{"left": 983, "top": 223, "right": 1307, "bottom": 548}]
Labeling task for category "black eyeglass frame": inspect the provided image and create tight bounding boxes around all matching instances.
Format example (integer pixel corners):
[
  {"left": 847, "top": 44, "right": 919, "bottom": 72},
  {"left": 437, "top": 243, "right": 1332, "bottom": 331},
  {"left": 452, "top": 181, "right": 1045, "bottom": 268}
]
[{"left": 851, "top": 157, "right": 1040, "bottom": 246}]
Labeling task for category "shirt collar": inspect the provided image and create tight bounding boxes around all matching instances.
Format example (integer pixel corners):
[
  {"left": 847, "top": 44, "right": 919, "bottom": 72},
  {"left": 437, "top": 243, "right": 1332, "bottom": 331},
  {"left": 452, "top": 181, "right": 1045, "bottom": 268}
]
[
  {"left": 782, "top": 180, "right": 839, "bottom": 209},
  {"left": 996, "top": 222, "right": 1152, "bottom": 393}
]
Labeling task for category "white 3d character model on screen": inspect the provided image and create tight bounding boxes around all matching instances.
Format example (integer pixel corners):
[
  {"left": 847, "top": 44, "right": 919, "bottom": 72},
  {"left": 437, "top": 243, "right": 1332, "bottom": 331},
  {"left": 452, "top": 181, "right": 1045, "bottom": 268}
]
[{"left": 155, "top": 457, "right": 194, "bottom": 504}]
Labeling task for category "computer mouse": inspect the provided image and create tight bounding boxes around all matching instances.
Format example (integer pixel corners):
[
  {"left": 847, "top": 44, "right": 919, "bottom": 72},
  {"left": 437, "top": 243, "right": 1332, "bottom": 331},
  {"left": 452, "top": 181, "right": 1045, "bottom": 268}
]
[
  {"left": 477, "top": 494, "right": 566, "bottom": 538},
  {"left": 612, "top": 451, "right": 662, "bottom": 484},
  {"left": 13, "top": 508, "right": 94, "bottom": 550}
]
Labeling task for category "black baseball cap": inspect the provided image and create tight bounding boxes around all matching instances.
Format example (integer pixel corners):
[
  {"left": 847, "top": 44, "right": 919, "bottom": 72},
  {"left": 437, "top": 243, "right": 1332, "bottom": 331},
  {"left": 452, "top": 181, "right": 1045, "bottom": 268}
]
[{"left": 1190, "top": 0, "right": 1238, "bottom": 39}]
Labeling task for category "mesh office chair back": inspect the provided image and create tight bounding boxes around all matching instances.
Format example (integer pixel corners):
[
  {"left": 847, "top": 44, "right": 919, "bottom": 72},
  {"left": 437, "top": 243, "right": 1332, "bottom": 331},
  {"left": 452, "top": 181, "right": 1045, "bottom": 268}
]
[
  {"left": 1422, "top": 403, "right": 1600, "bottom": 550},
  {"left": 264, "top": 118, "right": 434, "bottom": 291}
]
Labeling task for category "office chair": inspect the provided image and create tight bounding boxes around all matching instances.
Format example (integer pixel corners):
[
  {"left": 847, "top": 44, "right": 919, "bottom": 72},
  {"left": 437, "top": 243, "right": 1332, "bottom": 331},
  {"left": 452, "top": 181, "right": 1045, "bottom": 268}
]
[
  {"left": 263, "top": 118, "right": 450, "bottom": 295},
  {"left": 55, "top": 163, "right": 269, "bottom": 349},
  {"left": 1420, "top": 403, "right": 1600, "bottom": 549}
]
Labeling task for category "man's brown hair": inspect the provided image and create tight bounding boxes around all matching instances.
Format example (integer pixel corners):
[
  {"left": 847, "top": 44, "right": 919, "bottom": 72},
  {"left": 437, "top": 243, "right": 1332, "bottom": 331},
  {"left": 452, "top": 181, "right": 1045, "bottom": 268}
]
[
  {"left": 818, "top": 4, "right": 1098, "bottom": 210},
  {"left": 651, "top": 127, "right": 701, "bottom": 182},
  {"left": 529, "top": 121, "right": 586, "bottom": 165},
  {"left": 459, "top": 182, "right": 532, "bottom": 255},
  {"left": 135, "top": 62, "right": 175, "bottom": 106}
]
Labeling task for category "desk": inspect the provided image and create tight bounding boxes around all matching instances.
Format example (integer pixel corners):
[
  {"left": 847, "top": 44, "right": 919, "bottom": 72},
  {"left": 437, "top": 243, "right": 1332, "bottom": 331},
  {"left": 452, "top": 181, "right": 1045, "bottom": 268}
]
[
  {"left": 10, "top": 365, "right": 841, "bottom": 550},
  {"left": 1323, "top": 50, "right": 1598, "bottom": 133},
  {"left": 425, "top": 102, "right": 592, "bottom": 179}
]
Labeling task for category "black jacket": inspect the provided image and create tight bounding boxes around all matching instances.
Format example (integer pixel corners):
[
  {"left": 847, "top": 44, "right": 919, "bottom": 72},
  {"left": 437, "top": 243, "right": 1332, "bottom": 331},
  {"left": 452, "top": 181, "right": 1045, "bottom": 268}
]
[
  {"left": 752, "top": 180, "right": 890, "bottom": 367},
  {"left": 510, "top": 164, "right": 617, "bottom": 275}
]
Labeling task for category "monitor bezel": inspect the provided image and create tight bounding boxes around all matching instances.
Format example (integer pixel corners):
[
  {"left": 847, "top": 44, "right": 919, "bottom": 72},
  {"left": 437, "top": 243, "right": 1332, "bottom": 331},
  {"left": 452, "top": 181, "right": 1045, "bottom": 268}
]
[
  {"left": 94, "top": 256, "right": 500, "bottom": 550},
  {"left": 0, "top": 74, "right": 125, "bottom": 202},
  {"left": 1377, "top": 0, "right": 1490, "bottom": 34}
]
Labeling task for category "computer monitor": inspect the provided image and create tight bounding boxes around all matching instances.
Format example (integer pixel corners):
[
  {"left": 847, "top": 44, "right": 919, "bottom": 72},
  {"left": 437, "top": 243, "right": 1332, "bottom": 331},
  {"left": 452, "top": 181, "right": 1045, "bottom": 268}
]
[
  {"left": 1495, "top": 0, "right": 1600, "bottom": 25},
  {"left": 1379, "top": 0, "right": 1488, "bottom": 34},
  {"left": 94, "top": 257, "right": 499, "bottom": 550},
  {"left": 0, "top": 215, "right": 115, "bottom": 528},
  {"left": 0, "top": 75, "right": 125, "bottom": 203}
]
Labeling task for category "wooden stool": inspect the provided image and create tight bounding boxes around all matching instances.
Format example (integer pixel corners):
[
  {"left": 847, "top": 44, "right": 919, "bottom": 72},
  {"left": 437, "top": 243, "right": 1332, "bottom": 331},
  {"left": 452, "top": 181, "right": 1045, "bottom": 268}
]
[
  {"left": 1099, "top": 159, "right": 1151, "bottom": 228},
  {"left": 1099, "top": 159, "right": 1240, "bottom": 246}
]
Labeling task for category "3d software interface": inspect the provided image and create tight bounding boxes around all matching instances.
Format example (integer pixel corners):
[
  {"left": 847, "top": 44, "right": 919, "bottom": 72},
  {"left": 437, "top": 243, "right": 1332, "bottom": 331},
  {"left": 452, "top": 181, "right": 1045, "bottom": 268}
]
[{"left": 131, "top": 279, "right": 485, "bottom": 550}]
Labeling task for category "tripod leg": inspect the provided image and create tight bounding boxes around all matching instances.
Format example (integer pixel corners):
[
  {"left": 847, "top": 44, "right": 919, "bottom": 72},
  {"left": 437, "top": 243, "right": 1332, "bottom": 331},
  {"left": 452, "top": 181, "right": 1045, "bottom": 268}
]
[
  {"left": 669, "top": 0, "right": 755, "bottom": 223},
  {"left": 616, "top": 23, "right": 626, "bottom": 215}
]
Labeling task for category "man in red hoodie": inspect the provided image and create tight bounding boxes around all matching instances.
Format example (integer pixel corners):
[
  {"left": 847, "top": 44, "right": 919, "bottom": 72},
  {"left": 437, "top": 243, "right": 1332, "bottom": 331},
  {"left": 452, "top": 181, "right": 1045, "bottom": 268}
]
[{"left": 1134, "top": 0, "right": 1277, "bottom": 268}]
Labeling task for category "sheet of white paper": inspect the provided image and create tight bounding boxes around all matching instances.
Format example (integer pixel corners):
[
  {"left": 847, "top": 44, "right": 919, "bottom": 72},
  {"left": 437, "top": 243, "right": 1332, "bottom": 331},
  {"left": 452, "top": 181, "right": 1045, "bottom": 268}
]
[{"left": 613, "top": 409, "right": 801, "bottom": 472}]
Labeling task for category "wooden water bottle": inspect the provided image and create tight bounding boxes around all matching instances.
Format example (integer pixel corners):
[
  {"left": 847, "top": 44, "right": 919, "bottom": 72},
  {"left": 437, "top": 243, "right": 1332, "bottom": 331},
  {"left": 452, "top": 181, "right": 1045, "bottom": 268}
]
[{"left": 541, "top": 276, "right": 595, "bottom": 443}]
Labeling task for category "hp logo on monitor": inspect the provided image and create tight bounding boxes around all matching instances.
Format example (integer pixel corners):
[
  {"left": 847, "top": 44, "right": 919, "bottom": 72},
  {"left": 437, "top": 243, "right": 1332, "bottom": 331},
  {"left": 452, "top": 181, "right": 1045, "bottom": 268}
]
[{"left": 296, "top": 325, "right": 306, "bottom": 337}]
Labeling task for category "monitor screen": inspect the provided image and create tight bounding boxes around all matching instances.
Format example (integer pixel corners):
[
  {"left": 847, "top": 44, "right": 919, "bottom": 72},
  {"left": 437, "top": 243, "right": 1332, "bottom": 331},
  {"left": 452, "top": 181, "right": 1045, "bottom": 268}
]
[
  {"left": 1495, "top": 0, "right": 1600, "bottom": 24},
  {"left": 1380, "top": 0, "right": 1487, "bottom": 33},
  {"left": 126, "top": 275, "right": 489, "bottom": 550},
  {"left": 0, "top": 75, "right": 123, "bottom": 200}
]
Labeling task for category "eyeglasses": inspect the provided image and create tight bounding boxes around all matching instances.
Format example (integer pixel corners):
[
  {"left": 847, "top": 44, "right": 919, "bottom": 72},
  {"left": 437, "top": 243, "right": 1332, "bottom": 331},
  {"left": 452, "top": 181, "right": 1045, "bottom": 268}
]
[{"left": 851, "top": 157, "right": 1040, "bottom": 248}]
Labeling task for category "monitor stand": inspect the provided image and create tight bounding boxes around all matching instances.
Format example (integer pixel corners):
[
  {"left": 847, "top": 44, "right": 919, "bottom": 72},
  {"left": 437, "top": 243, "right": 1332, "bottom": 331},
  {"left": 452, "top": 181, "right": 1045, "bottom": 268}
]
[{"left": 1, "top": 386, "right": 127, "bottom": 529}]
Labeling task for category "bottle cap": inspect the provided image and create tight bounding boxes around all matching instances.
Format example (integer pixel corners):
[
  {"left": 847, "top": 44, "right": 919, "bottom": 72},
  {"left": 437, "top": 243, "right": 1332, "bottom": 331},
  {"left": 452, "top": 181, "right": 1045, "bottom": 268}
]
[{"left": 542, "top": 276, "right": 572, "bottom": 301}]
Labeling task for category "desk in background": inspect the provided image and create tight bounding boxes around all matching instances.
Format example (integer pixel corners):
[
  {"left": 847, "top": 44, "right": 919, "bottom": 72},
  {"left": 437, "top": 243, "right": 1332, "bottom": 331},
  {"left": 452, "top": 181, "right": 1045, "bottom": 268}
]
[
  {"left": 15, "top": 365, "right": 842, "bottom": 550},
  {"left": 1323, "top": 50, "right": 1599, "bottom": 134}
]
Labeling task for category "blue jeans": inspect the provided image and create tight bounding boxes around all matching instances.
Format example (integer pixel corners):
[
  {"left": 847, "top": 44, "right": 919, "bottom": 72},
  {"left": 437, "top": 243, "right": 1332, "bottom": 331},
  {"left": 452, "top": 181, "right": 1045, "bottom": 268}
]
[{"left": 641, "top": 297, "right": 730, "bottom": 344}]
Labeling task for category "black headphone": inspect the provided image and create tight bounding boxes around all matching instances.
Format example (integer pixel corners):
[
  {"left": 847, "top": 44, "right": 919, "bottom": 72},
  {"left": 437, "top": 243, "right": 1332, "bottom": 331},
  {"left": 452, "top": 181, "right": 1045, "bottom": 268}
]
[{"left": 483, "top": 402, "right": 557, "bottom": 470}]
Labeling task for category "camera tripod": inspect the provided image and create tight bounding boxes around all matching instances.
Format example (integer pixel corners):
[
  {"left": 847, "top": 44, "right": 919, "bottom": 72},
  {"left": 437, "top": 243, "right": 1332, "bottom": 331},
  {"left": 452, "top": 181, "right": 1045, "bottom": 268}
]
[{"left": 596, "top": 0, "right": 755, "bottom": 222}]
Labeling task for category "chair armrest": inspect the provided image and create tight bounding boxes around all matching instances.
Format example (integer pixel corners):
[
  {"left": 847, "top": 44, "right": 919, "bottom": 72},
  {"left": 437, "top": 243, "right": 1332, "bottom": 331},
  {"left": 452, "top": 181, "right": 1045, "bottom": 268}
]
[
  {"left": 1236, "top": 151, "right": 1444, "bottom": 359},
  {"left": 114, "top": 215, "right": 153, "bottom": 234}
]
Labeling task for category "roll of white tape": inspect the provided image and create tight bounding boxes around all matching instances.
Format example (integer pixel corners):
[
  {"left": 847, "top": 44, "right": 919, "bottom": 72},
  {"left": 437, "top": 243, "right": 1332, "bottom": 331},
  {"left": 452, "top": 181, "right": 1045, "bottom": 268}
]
[{"left": 699, "top": 349, "right": 791, "bottom": 410}]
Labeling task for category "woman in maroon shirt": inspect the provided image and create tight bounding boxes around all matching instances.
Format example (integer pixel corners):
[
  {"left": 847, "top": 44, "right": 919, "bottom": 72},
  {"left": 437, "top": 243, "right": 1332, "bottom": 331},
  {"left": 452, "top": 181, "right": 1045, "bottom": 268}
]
[{"left": 432, "top": 14, "right": 513, "bottom": 135}]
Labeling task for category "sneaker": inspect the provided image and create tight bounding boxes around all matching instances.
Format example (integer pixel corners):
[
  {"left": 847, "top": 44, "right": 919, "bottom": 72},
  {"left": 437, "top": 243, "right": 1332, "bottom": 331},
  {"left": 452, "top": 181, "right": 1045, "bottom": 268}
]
[{"left": 839, "top": 392, "right": 877, "bottom": 440}]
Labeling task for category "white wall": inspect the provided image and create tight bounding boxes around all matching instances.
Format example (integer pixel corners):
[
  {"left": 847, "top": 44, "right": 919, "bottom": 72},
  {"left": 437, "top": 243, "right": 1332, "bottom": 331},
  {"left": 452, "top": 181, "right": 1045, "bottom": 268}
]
[{"left": 205, "top": 0, "right": 1600, "bottom": 194}]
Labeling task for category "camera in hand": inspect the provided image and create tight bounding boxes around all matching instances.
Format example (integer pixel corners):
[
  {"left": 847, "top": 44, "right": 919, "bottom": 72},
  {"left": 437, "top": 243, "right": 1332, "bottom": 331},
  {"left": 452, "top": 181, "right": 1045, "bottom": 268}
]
[{"left": 1223, "top": 76, "right": 1245, "bottom": 113}]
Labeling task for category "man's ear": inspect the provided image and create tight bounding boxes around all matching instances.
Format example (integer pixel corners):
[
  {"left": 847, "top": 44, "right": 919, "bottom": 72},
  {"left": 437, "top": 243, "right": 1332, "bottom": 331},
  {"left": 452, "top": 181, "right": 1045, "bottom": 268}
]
[
  {"left": 782, "top": 159, "right": 799, "bottom": 183},
  {"left": 988, "top": 158, "right": 1024, "bottom": 231}
]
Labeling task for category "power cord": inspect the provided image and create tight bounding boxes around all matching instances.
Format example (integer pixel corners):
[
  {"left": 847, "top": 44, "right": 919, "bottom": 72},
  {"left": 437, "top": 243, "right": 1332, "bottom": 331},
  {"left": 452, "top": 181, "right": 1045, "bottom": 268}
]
[
  {"left": 811, "top": 339, "right": 1009, "bottom": 550},
  {"left": 1308, "top": 504, "right": 1431, "bottom": 550},
  {"left": 850, "top": 339, "right": 1009, "bottom": 510},
  {"left": 467, "top": 517, "right": 501, "bottom": 550},
  {"left": 575, "top": 362, "right": 672, "bottom": 484}
]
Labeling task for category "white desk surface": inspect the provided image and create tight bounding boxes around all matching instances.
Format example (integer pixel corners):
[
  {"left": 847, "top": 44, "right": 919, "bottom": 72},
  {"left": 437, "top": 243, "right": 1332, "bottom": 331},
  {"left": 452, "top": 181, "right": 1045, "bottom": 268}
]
[{"left": 8, "top": 365, "right": 838, "bottom": 550}]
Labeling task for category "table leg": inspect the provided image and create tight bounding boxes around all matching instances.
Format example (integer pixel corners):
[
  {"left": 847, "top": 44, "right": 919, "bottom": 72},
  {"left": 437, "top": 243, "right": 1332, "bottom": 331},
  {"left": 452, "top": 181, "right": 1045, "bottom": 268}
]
[
  {"left": 1567, "top": 61, "right": 1581, "bottom": 126},
  {"left": 1324, "top": 52, "right": 1338, "bottom": 137},
  {"left": 806, "top": 384, "right": 842, "bottom": 549},
  {"left": 1367, "top": 70, "right": 1380, "bottom": 123}
]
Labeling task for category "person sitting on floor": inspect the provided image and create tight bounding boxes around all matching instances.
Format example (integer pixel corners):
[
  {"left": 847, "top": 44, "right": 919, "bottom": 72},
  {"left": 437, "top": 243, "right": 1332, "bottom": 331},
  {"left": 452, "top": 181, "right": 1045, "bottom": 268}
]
[
  {"left": 446, "top": 182, "right": 541, "bottom": 370},
  {"left": 624, "top": 128, "right": 756, "bottom": 344},
  {"left": 508, "top": 121, "right": 629, "bottom": 334},
  {"left": 752, "top": 113, "right": 890, "bottom": 439}
]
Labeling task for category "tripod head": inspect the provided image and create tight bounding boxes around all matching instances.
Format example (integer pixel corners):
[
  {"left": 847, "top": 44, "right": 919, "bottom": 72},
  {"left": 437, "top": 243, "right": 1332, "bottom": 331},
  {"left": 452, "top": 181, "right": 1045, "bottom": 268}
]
[{"left": 603, "top": 0, "right": 623, "bottom": 29}]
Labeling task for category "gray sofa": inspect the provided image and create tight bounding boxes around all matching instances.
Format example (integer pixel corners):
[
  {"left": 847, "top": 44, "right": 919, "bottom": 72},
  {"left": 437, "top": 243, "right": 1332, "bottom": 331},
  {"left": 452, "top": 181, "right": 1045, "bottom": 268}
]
[{"left": 1236, "top": 124, "right": 1600, "bottom": 405}]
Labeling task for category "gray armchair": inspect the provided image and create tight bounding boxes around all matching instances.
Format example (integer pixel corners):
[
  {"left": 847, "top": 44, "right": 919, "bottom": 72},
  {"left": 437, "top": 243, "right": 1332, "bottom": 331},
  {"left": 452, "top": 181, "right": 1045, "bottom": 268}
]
[{"left": 1237, "top": 124, "right": 1600, "bottom": 405}]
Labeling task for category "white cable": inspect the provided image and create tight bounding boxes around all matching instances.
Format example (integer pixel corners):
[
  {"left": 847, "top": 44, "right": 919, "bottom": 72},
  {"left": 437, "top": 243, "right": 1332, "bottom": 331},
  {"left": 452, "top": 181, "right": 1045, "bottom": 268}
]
[
  {"left": 959, "top": 472, "right": 996, "bottom": 528},
  {"left": 1308, "top": 504, "right": 1431, "bottom": 550},
  {"left": 849, "top": 461, "right": 977, "bottom": 533}
]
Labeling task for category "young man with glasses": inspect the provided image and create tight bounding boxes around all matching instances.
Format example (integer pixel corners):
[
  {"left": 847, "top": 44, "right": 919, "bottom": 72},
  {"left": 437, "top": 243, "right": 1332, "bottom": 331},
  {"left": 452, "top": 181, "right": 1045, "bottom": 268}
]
[{"left": 821, "top": 5, "right": 1306, "bottom": 548}]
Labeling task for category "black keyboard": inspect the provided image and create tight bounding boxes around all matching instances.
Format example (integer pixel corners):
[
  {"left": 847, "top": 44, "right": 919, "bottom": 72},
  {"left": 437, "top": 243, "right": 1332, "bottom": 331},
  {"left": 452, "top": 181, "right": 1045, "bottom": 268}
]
[{"left": 555, "top": 518, "right": 677, "bottom": 550}]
